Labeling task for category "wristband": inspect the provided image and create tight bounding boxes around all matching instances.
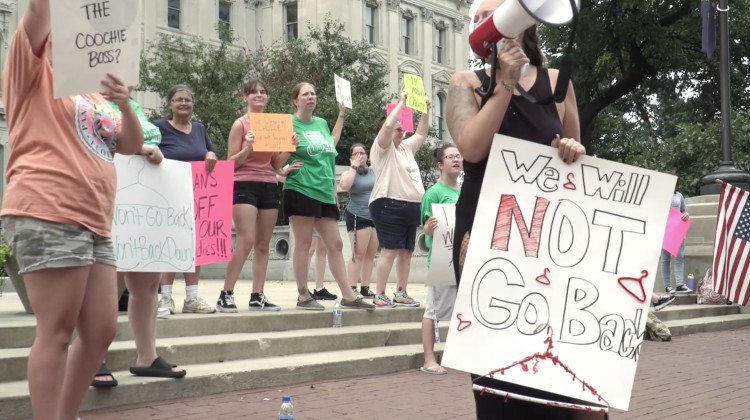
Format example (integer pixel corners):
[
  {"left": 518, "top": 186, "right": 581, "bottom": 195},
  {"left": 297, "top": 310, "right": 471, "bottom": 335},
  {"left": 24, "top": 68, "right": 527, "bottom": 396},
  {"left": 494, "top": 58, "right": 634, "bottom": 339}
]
[
  {"left": 338, "top": 114, "right": 345, "bottom": 119},
  {"left": 351, "top": 165, "right": 358, "bottom": 170}
]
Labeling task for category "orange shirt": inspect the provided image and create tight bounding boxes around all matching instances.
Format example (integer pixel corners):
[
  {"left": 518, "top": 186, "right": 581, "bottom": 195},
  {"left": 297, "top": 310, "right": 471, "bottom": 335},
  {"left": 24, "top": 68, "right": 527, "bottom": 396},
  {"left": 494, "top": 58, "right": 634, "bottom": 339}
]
[{"left": 1, "top": 21, "right": 120, "bottom": 237}]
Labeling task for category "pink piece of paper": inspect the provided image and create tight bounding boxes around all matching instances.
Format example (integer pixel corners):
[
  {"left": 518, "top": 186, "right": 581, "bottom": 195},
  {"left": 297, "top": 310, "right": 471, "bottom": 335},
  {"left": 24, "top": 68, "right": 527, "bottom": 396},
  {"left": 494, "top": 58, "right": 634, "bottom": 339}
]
[
  {"left": 190, "top": 161, "right": 234, "bottom": 266},
  {"left": 662, "top": 207, "right": 691, "bottom": 257},
  {"left": 385, "top": 103, "right": 414, "bottom": 133}
]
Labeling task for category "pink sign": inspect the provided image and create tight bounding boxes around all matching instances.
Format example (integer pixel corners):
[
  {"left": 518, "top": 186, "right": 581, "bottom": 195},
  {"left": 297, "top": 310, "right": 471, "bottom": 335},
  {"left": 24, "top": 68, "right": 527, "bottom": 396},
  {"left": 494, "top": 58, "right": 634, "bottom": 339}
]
[
  {"left": 386, "top": 103, "right": 414, "bottom": 133},
  {"left": 662, "top": 207, "right": 691, "bottom": 256},
  {"left": 191, "top": 161, "right": 234, "bottom": 266}
]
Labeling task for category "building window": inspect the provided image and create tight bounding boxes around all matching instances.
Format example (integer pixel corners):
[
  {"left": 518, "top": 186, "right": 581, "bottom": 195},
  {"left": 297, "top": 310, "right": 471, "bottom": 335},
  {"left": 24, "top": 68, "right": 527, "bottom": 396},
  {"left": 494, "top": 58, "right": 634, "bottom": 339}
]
[
  {"left": 436, "top": 93, "right": 446, "bottom": 139},
  {"left": 284, "top": 2, "right": 298, "bottom": 41},
  {"left": 365, "top": 4, "right": 376, "bottom": 44},
  {"left": 434, "top": 27, "right": 445, "bottom": 64},
  {"left": 401, "top": 16, "right": 413, "bottom": 54},
  {"left": 167, "top": 0, "right": 180, "bottom": 29},
  {"left": 218, "top": 1, "right": 231, "bottom": 40}
]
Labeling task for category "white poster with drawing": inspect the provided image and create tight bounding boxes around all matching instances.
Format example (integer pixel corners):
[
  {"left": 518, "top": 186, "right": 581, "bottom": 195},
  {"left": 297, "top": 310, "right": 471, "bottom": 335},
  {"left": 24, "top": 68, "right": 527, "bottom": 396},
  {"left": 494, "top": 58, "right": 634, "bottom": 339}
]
[
  {"left": 113, "top": 154, "right": 195, "bottom": 272},
  {"left": 442, "top": 134, "right": 676, "bottom": 411},
  {"left": 334, "top": 73, "right": 352, "bottom": 109},
  {"left": 426, "top": 203, "right": 456, "bottom": 287},
  {"left": 50, "top": 0, "right": 142, "bottom": 98}
]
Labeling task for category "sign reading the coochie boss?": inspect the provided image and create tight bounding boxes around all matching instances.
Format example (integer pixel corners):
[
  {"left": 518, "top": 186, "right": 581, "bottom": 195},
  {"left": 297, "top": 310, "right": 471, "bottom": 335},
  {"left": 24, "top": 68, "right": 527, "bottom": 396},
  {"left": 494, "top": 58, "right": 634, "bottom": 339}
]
[{"left": 50, "top": 0, "right": 142, "bottom": 98}]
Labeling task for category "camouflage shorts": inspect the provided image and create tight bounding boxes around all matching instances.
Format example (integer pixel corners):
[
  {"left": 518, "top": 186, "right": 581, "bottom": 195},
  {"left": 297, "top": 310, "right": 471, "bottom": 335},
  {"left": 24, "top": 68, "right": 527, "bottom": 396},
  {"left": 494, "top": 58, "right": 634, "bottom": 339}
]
[{"left": 1, "top": 216, "right": 115, "bottom": 275}]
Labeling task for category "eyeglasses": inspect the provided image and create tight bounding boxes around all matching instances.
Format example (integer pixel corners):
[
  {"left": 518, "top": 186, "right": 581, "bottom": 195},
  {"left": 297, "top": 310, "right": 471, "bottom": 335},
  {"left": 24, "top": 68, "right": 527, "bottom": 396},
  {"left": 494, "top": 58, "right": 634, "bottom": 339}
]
[
  {"left": 352, "top": 152, "right": 367, "bottom": 156},
  {"left": 394, "top": 128, "right": 404, "bottom": 133},
  {"left": 171, "top": 98, "right": 194, "bottom": 104},
  {"left": 443, "top": 154, "right": 463, "bottom": 161}
]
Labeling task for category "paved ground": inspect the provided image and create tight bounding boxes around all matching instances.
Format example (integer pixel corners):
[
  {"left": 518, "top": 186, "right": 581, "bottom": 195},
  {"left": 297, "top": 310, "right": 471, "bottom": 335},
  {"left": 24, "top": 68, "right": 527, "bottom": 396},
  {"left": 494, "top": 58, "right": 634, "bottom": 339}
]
[{"left": 66, "top": 326, "right": 750, "bottom": 420}]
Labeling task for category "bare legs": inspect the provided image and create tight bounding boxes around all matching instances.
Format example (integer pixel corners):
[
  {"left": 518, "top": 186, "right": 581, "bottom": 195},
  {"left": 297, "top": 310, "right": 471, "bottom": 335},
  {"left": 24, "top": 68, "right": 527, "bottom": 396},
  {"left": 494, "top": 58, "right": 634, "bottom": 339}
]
[
  {"left": 375, "top": 248, "right": 413, "bottom": 295},
  {"left": 223, "top": 204, "right": 278, "bottom": 294},
  {"left": 346, "top": 227, "right": 378, "bottom": 288}
]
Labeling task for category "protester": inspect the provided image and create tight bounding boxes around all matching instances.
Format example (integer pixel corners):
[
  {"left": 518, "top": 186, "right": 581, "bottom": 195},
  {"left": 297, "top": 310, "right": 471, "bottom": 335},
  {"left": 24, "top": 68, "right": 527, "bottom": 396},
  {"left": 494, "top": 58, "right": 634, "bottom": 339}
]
[
  {"left": 369, "top": 91, "right": 431, "bottom": 308},
  {"left": 661, "top": 175, "right": 692, "bottom": 294},
  {"left": 283, "top": 82, "right": 374, "bottom": 310},
  {"left": 446, "top": 0, "right": 598, "bottom": 417},
  {"left": 1, "top": 0, "right": 143, "bottom": 416},
  {"left": 216, "top": 79, "right": 297, "bottom": 312},
  {"left": 339, "top": 143, "right": 378, "bottom": 298},
  {"left": 419, "top": 145, "right": 462, "bottom": 374},
  {"left": 154, "top": 85, "right": 218, "bottom": 314},
  {"left": 308, "top": 232, "right": 339, "bottom": 299}
]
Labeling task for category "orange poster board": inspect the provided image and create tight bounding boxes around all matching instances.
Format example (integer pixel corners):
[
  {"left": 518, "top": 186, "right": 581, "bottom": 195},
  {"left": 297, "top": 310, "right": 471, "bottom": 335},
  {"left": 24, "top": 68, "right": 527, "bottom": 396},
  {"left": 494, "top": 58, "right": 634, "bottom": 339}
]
[{"left": 248, "top": 113, "right": 295, "bottom": 152}]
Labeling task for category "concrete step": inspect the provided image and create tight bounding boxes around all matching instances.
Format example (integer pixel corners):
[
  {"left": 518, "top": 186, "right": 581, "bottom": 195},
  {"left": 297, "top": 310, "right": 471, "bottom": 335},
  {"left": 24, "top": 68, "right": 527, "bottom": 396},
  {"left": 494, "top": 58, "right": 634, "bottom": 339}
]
[
  {"left": 656, "top": 303, "right": 740, "bottom": 322},
  {"left": 665, "top": 313, "right": 750, "bottom": 336},
  {"left": 0, "top": 342, "right": 446, "bottom": 419}
]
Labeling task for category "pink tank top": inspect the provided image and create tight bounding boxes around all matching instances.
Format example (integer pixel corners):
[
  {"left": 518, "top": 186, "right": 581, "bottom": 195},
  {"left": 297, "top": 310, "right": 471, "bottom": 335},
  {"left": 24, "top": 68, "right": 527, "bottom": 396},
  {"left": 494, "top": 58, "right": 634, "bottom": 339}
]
[{"left": 234, "top": 116, "right": 278, "bottom": 184}]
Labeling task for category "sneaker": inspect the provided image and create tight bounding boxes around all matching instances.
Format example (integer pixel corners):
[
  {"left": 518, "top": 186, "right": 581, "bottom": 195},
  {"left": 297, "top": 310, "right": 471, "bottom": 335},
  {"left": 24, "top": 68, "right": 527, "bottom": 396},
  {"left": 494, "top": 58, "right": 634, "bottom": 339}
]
[
  {"left": 156, "top": 307, "right": 171, "bottom": 319},
  {"left": 312, "top": 287, "right": 338, "bottom": 300},
  {"left": 359, "top": 285, "right": 376, "bottom": 298},
  {"left": 675, "top": 284, "right": 693, "bottom": 294},
  {"left": 393, "top": 292, "right": 420, "bottom": 307},
  {"left": 373, "top": 293, "right": 396, "bottom": 308},
  {"left": 653, "top": 295, "right": 676, "bottom": 311},
  {"left": 249, "top": 292, "right": 281, "bottom": 311},
  {"left": 351, "top": 286, "right": 361, "bottom": 297},
  {"left": 297, "top": 297, "right": 325, "bottom": 311},
  {"left": 159, "top": 297, "right": 175, "bottom": 314},
  {"left": 216, "top": 290, "right": 238, "bottom": 313},
  {"left": 341, "top": 296, "right": 376, "bottom": 310},
  {"left": 665, "top": 286, "right": 676, "bottom": 294},
  {"left": 182, "top": 297, "right": 216, "bottom": 314}
]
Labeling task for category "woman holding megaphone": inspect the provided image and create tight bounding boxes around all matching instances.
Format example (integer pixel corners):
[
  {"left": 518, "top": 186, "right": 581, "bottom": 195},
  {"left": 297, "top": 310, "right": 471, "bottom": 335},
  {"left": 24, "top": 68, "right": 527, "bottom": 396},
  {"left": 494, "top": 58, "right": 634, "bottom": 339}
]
[{"left": 447, "top": 0, "right": 597, "bottom": 418}]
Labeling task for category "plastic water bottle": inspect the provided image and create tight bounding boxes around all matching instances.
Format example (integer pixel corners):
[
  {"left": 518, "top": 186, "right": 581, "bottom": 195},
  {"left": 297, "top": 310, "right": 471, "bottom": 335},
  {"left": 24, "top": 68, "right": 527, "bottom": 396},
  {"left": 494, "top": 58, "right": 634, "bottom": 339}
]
[
  {"left": 332, "top": 300, "right": 342, "bottom": 328},
  {"left": 278, "top": 395, "right": 294, "bottom": 420}
]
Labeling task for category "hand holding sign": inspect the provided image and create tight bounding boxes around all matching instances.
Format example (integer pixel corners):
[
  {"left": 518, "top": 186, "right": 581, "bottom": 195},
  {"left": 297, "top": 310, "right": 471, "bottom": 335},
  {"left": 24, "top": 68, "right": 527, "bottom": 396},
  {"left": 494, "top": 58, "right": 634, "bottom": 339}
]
[
  {"left": 386, "top": 103, "right": 414, "bottom": 133},
  {"left": 403, "top": 74, "right": 428, "bottom": 114},
  {"left": 248, "top": 113, "right": 295, "bottom": 152},
  {"left": 334, "top": 73, "right": 353, "bottom": 109}
]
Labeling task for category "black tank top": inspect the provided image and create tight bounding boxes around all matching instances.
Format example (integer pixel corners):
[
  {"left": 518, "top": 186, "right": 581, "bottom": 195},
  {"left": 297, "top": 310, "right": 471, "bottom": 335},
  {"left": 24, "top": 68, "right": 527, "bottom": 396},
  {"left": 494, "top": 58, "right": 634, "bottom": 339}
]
[{"left": 456, "top": 67, "right": 563, "bottom": 225}]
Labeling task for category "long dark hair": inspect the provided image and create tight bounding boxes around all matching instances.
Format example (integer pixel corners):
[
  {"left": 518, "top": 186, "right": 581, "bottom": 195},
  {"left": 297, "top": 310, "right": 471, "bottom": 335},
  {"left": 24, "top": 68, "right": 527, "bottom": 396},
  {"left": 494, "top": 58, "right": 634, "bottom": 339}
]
[{"left": 242, "top": 79, "right": 267, "bottom": 96}]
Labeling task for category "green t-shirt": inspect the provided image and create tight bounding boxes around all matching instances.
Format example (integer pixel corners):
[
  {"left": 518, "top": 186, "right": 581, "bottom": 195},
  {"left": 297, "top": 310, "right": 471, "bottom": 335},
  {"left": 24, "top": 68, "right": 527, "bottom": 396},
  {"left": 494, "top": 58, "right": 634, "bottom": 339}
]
[
  {"left": 107, "top": 99, "right": 162, "bottom": 147},
  {"left": 283, "top": 115, "right": 338, "bottom": 204},
  {"left": 421, "top": 181, "right": 460, "bottom": 267}
]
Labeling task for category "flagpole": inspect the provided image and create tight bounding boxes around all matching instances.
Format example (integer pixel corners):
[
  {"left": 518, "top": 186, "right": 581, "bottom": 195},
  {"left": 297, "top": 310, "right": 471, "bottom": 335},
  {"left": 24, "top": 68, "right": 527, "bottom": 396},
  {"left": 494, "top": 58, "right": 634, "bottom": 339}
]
[{"left": 699, "top": 0, "right": 750, "bottom": 194}]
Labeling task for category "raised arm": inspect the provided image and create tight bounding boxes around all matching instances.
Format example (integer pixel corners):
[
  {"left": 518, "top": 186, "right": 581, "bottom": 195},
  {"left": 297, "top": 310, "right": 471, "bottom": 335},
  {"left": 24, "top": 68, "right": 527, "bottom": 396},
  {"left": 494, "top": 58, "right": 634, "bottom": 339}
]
[
  {"left": 102, "top": 74, "right": 143, "bottom": 156},
  {"left": 330, "top": 102, "right": 346, "bottom": 146},
  {"left": 376, "top": 90, "right": 408, "bottom": 149},
  {"left": 408, "top": 99, "right": 431, "bottom": 150},
  {"left": 25, "top": 0, "right": 50, "bottom": 57}
]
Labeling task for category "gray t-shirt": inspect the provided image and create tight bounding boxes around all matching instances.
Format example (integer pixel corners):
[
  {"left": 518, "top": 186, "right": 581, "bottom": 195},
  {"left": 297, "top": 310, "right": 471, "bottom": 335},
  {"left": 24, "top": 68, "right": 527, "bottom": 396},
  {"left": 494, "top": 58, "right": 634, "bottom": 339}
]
[{"left": 346, "top": 168, "right": 375, "bottom": 219}]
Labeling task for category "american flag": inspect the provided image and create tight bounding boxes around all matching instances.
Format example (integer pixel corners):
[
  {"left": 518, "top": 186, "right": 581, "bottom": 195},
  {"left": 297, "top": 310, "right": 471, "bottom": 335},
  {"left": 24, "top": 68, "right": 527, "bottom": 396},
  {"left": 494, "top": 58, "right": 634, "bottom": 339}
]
[{"left": 712, "top": 181, "right": 750, "bottom": 306}]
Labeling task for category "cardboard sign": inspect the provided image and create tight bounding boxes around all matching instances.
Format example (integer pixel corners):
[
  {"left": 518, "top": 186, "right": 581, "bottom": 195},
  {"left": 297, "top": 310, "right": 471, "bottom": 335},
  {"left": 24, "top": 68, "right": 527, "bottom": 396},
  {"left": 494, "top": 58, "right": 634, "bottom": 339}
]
[
  {"left": 113, "top": 155, "right": 195, "bottom": 272},
  {"left": 334, "top": 73, "right": 353, "bottom": 109},
  {"left": 191, "top": 161, "right": 234, "bottom": 267},
  {"left": 662, "top": 207, "right": 690, "bottom": 257},
  {"left": 426, "top": 203, "right": 457, "bottom": 287},
  {"left": 442, "top": 135, "right": 676, "bottom": 411},
  {"left": 248, "top": 113, "right": 295, "bottom": 152},
  {"left": 385, "top": 103, "right": 414, "bottom": 133},
  {"left": 403, "top": 73, "right": 428, "bottom": 114},
  {"left": 50, "top": 0, "right": 142, "bottom": 98}
]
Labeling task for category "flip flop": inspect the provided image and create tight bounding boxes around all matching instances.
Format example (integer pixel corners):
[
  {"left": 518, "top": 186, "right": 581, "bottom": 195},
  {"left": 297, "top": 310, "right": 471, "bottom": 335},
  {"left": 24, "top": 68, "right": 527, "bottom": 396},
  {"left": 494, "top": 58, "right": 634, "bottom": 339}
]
[
  {"left": 419, "top": 366, "right": 447, "bottom": 375},
  {"left": 91, "top": 363, "right": 118, "bottom": 387},
  {"left": 129, "top": 356, "right": 186, "bottom": 378}
]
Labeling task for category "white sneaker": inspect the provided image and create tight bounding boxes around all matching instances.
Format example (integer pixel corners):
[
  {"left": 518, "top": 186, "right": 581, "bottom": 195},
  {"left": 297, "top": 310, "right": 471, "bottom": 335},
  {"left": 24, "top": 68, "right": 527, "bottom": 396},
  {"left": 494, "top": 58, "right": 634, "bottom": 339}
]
[
  {"left": 156, "top": 307, "right": 171, "bottom": 319},
  {"left": 183, "top": 296, "right": 216, "bottom": 314},
  {"left": 159, "top": 297, "right": 175, "bottom": 314}
]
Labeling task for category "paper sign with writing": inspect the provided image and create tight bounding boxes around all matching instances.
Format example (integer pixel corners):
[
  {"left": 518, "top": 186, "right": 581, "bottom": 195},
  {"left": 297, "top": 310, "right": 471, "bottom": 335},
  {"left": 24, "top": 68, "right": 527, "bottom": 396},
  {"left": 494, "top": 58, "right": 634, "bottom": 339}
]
[
  {"left": 191, "top": 161, "right": 234, "bottom": 266},
  {"left": 427, "top": 203, "right": 457, "bottom": 287},
  {"left": 334, "top": 73, "right": 353, "bottom": 109},
  {"left": 442, "top": 135, "right": 676, "bottom": 411},
  {"left": 385, "top": 103, "right": 414, "bottom": 133},
  {"left": 403, "top": 73, "right": 428, "bottom": 114},
  {"left": 50, "top": 0, "right": 142, "bottom": 98},
  {"left": 113, "top": 155, "right": 195, "bottom": 272},
  {"left": 248, "top": 113, "right": 295, "bottom": 152},
  {"left": 662, "top": 207, "right": 690, "bottom": 257}
]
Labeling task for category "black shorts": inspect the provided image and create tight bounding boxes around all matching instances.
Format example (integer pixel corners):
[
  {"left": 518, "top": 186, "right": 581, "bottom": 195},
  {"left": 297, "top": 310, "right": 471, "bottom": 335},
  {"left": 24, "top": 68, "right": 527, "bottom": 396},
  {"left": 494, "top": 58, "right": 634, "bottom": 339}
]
[
  {"left": 233, "top": 181, "right": 278, "bottom": 210},
  {"left": 282, "top": 189, "right": 340, "bottom": 220},
  {"left": 345, "top": 211, "right": 375, "bottom": 232},
  {"left": 368, "top": 197, "right": 420, "bottom": 251}
]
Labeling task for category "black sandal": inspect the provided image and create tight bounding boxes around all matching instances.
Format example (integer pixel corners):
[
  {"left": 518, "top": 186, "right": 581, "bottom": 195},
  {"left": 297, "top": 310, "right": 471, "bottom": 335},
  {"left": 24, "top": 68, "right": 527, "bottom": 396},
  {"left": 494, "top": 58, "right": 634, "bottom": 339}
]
[
  {"left": 129, "top": 356, "right": 186, "bottom": 379},
  {"left": 91, "top": 363, "right": 118, "bottom": 388}
]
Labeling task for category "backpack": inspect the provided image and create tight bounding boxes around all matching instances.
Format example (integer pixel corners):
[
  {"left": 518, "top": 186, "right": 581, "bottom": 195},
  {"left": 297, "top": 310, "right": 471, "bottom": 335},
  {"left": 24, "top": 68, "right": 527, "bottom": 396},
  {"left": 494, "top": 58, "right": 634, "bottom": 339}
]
[
  {"left": 696, "top": 268, "right": 728, "bottom": 305},
  {"left": 645, "top": 310, "right": 671, "bottom": 342}
]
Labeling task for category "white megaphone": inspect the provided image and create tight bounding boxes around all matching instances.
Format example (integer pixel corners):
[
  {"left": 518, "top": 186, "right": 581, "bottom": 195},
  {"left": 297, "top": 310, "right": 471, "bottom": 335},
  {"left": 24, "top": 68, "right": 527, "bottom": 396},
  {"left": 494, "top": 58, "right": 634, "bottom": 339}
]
[{"left": 469, "top": 0, "right": 580, "bottom": 59}]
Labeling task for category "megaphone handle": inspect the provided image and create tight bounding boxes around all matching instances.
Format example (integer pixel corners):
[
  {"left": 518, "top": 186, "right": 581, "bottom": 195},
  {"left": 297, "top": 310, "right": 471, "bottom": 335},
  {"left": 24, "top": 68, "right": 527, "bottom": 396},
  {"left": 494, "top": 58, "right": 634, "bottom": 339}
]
[{"left": 475, "top": 44, "right": 500, "bottom": 108}]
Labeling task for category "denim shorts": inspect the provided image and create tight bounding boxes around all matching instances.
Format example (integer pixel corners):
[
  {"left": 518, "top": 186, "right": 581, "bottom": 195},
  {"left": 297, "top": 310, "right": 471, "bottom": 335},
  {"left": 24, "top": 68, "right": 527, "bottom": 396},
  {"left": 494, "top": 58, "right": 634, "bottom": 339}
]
[
  {"left": 1, "top": 216, "right": 115, "bottom": 274},
  {"left": 233, "top": 181, "right": 279, "bottom": 210},
  {"left": 345, "top": 211, "right": 375, "bottom": 232},
  {"left": 368, "top": 198, "right": 420, "bottom": 251}
]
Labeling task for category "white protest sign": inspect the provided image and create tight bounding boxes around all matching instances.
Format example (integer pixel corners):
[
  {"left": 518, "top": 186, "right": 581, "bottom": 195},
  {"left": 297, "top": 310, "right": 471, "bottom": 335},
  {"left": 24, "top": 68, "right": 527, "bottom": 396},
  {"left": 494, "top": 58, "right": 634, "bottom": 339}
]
[
  {"left": 113, "top": 154, "right": 196, "bottom": 272},
  {"left": 426, "top": 203, "right": 457, "bottom": 287},
  {"left": 442, "top": 135, "right": 676, "bottom": 411},
  {"left": 50, "top": 0, "right": 142, "bottom": 98},
  {"left": 334, "top": 73, "right": 353, "bottom": 109}
]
